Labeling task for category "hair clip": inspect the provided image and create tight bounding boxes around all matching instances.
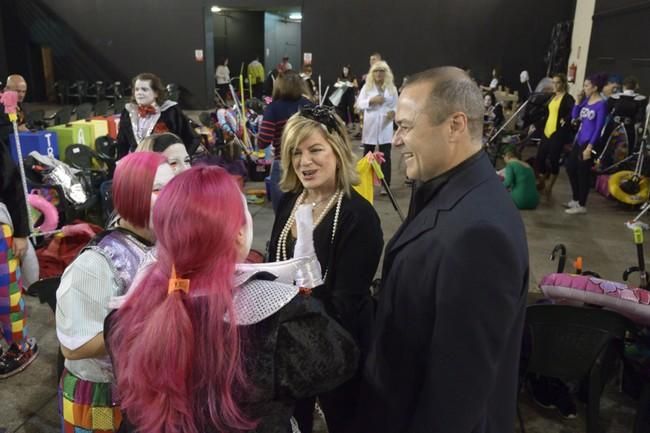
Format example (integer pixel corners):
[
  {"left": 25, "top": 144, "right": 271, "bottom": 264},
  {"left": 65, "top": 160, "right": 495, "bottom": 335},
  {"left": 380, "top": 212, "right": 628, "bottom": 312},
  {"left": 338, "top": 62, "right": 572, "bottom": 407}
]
[
  {"left": 299, "top": 105, "right": 339, "bottom": 134},
  {"left": 168, "top": 265, "right": 190, "bottom": 295}
]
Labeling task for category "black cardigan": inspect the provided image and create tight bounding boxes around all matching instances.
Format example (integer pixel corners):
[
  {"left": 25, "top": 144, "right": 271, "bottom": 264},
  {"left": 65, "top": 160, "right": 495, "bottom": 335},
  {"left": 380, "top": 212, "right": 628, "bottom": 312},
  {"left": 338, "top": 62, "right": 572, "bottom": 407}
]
[
  {"left": 539, "top": 93, "right": 575, "bottom": 142},
  {"left": 268, "top": 189, "right": 384, "bottom": 356},
  {"left": 0, "top": 143, "right": 29, "bottom": 237}
]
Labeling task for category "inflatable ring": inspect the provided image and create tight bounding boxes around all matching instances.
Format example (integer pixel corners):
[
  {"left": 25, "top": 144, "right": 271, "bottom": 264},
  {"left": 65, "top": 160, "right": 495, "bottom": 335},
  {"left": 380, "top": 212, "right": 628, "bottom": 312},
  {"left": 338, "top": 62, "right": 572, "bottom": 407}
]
[
  {"left": 540, "top": 273, "right": 650, "bottom": 326},
  {"left": 27, "top": 193, "right": 59, "bottom": 233},
  {"left": 245, "top": 188, "right": 266, "bottom": 205},
  {"left": 608, "top": 170, "right": 650, "bottom": 205}
]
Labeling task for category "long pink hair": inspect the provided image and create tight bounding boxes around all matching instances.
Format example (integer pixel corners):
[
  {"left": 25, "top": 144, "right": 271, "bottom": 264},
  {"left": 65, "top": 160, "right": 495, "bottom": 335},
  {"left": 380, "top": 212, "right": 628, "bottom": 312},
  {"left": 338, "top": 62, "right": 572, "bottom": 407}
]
[
  {"left": 113, "top": 151, "right": 166, "bottom": 229},
  {"left": 109, "top": 166, "right": 255, "bottom": 433}
]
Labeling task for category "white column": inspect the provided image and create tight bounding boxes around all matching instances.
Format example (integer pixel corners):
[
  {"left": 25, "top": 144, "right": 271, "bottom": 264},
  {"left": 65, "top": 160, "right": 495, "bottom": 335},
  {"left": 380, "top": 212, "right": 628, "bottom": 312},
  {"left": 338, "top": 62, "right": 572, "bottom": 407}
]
[{"left": 568, "top": 0, "right": 596, "bottom": 98}]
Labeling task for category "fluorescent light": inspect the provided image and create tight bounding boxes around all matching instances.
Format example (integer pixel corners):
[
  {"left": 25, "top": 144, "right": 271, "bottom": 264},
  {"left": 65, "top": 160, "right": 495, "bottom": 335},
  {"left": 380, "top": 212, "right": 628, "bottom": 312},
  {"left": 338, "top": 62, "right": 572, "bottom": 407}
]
[
  {"left": 211, "top": 6, "right": 221, "bottom": 13},
  {"left": 289, "top": 12, "right": 302, "bottom": 20}
]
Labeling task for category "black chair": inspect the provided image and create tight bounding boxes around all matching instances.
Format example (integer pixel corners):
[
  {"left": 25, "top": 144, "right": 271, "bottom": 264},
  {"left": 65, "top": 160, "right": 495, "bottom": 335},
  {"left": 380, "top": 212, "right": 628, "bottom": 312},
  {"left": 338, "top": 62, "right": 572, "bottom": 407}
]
[
  {"left": 43, "top": 105, "right": 74, "bottom": 126},
  {"left": 66, "top": 80, "right": 88, "bottom": 105},
  {"left": 30, "top": 276, "right": 65, "bottom": 381},
  {"left": 93, "top": 100, "right": 110, "bottom": 116},
  {"left": 520, "top": 305, "right": 633, "bottom": 433},
  {"left": 25, "top": 110, "right": 46, "bottom": 130},
  {"left": 166, "top": 83, "right": 180, "bottom": 102},
  {"left": 94, "top": 135, "right": 117, "bottom": 177},
  {"left": 74, "top": 102, "right": 94, "bottom": 121},
  {"left": 53, "top": 80, "right": 69, "bottom": 105},
  {"left": 112, "top": 97, "right": 129, "bottom": 115},
  {"left": 105, "top": 81, "right": 126, "bottom": 102},
  {"left": 85, "top": 81, "right": 105, "bottom": 103},
  {"left": 100, "top": 180, "right": 114, "bottom": 224}
]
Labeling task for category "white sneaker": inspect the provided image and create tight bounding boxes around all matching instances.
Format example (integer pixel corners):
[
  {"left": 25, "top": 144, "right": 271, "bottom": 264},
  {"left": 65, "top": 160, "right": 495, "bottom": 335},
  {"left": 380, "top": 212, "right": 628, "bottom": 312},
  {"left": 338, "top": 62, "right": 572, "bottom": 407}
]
[
  {"left": 565, "top": 206, "right": 587, "bottom": 215},
  {"left": 563, "top": 200, "right": 579, "bottom": 209}
]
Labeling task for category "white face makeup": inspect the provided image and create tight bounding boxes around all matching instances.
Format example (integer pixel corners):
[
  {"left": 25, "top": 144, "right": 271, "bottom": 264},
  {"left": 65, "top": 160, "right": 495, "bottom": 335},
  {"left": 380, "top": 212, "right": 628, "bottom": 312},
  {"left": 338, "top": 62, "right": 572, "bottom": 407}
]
[
  {"left": 134, "top": 79, "right": 157, "bottom": 106},
  {"left": 162, "top": 143, "right": 191, "bottom": 174},
  {"left": 149, "top": 163, "right": 176, "bottom": 229}
]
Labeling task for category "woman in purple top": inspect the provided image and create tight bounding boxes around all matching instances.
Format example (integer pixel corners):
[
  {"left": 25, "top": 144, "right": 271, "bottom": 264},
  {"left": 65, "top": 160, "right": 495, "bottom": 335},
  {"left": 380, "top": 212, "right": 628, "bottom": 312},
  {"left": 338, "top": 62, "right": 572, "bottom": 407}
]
[{"left": 565, "top": 74, "right": 608, "bottom": 215}]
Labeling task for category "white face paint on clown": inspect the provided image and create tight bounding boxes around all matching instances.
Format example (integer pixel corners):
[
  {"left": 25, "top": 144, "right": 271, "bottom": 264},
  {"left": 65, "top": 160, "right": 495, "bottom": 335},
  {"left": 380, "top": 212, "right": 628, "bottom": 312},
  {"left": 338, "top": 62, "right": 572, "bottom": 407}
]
[
  {"left": 149, "top": 162, "right": 176, "bottom": 231},
  {"left": 134, "top": 79, "right": 157, "bottom": 106},
  {"left": 237, "top": 194, "right": 254, "bottom": 261}
]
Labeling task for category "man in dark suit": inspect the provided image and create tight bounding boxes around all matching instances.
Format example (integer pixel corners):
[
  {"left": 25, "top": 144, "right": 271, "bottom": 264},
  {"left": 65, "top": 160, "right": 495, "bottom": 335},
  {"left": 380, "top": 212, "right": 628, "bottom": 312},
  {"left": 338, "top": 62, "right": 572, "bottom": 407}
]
[{"left": 360, "top": 66, "right": 529, "bottom": 433}]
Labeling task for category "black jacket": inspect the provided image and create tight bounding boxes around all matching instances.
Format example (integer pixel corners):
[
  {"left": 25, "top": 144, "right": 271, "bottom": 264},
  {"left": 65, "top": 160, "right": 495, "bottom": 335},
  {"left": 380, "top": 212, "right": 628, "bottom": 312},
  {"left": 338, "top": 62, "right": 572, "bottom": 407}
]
[
  {"left": 115, "top": 102, "right": 197, "bottom": 160},
  {"left": 360, "top": 152, "right": 529, "bottom": 433},
  {"left": 268, "top": 189, "right": 383, "bottom": 356},
  {"left": 538, "top": 93, "right": 575, "bottom": 143}
]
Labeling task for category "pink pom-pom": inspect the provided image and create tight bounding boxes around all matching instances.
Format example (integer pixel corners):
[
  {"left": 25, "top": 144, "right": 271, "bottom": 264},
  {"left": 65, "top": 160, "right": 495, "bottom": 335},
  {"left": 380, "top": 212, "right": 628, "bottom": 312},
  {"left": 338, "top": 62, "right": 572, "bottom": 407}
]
[{"left": 0, "top": 90, "right": 18, "bottom": 114}]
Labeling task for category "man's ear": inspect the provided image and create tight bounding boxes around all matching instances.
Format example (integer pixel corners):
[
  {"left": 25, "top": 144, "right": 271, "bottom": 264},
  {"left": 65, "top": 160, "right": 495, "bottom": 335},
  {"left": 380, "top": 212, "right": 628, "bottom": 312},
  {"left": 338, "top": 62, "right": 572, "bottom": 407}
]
[{"left": 449, "top": 112, "right": 469, "bottom": 140}]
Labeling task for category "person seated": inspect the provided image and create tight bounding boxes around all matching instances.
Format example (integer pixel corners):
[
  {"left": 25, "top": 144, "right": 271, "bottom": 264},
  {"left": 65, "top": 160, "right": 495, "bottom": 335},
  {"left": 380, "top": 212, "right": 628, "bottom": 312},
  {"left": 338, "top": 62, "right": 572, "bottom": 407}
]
[
  {"left": 104, "top": 166, "right": 358, "bottom": 433},
  {"left": 116, "top": 73, "right": 197, "bottom": 159},
  {"left": 502, "top": 147, "right": 539, "bottom": 210}
]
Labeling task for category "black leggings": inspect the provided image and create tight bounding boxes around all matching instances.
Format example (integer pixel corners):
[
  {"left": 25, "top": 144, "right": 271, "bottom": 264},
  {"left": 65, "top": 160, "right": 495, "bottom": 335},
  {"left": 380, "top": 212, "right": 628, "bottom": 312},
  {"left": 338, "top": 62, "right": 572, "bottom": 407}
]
[
  {"left": 363, "top": 143, "right": 391, "bottom": 186},
  {"left": 293, "top": 375, "right": 361, "bottom": 433},
  {"left": 565, "top": 145, "right": 594, "bottom": 206},
  {"left": 536, "top": 134, "right": 564, "bottom": 175}
]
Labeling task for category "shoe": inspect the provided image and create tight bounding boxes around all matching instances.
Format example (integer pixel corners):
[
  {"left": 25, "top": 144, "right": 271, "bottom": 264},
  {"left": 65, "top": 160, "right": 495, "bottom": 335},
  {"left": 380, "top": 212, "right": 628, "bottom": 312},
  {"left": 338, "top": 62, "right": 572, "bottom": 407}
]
[
  {"left": 380, "top": 190, "right": 388, "bottom": 196},
  {"left": 528, "top": 376, "right": 577, "bottom": 419},
  {"left": 565, "top": 206, "right": 587, "bottom": 215},
  {"left": 563, "top": 200, "right": 579, "bottom": 208},
  {"left": 0, "top": 338, "right": 39, "bottom": 379}
]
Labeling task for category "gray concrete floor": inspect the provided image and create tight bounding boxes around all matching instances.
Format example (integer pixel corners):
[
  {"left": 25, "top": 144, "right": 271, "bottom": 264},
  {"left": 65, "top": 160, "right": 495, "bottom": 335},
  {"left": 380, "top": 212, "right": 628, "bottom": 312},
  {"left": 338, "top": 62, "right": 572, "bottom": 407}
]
[{"left": 2, "top": 113, "right": 644, "bottom": 432}]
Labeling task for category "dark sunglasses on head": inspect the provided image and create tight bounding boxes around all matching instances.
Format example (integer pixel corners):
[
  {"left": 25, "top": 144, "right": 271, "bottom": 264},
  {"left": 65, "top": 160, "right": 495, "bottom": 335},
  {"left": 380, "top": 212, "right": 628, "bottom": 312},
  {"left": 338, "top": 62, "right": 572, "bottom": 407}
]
[{"left": 299, "top": 105, "right": 340, "bottom": 134}]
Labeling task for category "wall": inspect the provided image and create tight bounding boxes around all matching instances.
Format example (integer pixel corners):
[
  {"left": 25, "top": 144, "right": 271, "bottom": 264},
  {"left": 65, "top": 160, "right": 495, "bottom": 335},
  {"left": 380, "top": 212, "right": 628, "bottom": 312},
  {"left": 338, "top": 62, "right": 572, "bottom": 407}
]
[
  {"left": 302, "top": 0, "right": 576, "bottom": 92},
  {"left": 213, "top": 11, "right": 264, "bottom": 80},
  {"left": 2, "top": 0, "right": 208, "bottom": 107},
  {"left": 587, "top": 0, "right": 650, "bottom": 94},
  {"left": 264, "top": 13, "right": 301, "bottom": 73},
  {"left": 0, "top": 5, "right": 8, "bottom": 83},
  {"left": 3, "top": 0, "right": 577, "bottom": 107},
  {"left": 567, "top": 0, "right": 596, "bottom": 97}
]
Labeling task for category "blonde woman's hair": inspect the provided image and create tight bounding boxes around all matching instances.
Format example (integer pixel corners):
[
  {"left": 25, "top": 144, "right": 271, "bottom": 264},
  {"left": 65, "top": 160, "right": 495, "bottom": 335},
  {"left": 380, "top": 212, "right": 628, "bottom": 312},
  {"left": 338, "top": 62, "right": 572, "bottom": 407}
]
[
  {"left": 280, "top": 112, "right": 359, "bottom": 195},
  {"left": 363, "top": 60, "right": 397, "bottom": 95}
]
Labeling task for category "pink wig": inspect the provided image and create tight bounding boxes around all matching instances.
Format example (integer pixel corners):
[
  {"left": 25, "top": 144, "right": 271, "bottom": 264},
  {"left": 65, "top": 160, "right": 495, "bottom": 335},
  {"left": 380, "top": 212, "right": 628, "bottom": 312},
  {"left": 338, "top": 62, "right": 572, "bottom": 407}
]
[
  {"left": 112, "top": 151, "right": 166, "bottom": 229},
  {"left": 109, "top": 166, "right": 255, "bottom": 433}
]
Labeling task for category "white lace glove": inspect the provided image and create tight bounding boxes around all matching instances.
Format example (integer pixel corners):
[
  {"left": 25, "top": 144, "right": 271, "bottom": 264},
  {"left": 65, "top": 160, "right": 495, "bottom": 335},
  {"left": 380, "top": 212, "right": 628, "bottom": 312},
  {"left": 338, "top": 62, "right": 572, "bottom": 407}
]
[{"left": 294, "top": 204, "right": 323, "bottom": 288}]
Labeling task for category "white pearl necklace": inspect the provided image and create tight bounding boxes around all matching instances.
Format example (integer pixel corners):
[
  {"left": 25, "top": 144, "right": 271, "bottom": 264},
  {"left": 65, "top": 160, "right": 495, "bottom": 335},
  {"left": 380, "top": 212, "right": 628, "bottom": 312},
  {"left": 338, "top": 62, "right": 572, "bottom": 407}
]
[{"left": 276, "top": 190, "right": 344, "bottom": 282}]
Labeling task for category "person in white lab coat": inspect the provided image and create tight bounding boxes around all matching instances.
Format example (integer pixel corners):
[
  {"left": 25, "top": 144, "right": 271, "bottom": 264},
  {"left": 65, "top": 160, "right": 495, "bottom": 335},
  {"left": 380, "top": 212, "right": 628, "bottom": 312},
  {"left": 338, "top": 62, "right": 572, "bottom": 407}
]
[{"left": 357, "top": 60, "right": 397, "bottom": 189}]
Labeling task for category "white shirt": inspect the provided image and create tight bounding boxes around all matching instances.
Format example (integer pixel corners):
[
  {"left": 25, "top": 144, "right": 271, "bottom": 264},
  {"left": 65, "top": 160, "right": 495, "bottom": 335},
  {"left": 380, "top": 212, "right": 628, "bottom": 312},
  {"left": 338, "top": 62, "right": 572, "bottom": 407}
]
[
  {"left": 56, "top": 250, "right": 119, "bottom": 383},
  {"left": 357, "top": 85, "right": 397, "bottom": 145},
  {"left": 215, "top": 65, "right": 230, "bottom": 85}
]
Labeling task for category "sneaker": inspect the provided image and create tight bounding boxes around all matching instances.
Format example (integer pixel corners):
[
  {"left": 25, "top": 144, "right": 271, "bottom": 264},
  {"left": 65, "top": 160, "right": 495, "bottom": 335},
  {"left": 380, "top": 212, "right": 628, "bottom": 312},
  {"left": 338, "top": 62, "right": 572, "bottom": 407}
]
[
  {"left": 380, "top": 190, "right": 388, "bottom": 196},
  {"left": 0, "top": 338, "right": 39, "bottom": 379},
  {"left": 528, "top": 376, "right": 577, "bottom": 419},
  {"left": 565, "top": 206, "right": 587, "bottom": 215},
  {"left": 563, "top": 200, "right": 579, "bottom": 208}
]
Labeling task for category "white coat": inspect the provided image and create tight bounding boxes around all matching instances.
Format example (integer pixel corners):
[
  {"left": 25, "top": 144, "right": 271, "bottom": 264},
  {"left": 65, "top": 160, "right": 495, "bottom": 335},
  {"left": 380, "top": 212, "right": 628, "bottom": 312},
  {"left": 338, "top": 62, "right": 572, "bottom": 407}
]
[{"left": 357, "top": 85, "right": 397, "bottom": 145}]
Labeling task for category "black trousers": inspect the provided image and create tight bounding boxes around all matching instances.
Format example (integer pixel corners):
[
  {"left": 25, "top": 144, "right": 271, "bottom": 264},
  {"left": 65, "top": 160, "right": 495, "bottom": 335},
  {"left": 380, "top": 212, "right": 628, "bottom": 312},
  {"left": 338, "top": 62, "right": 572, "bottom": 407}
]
[
  {"left": 363, "top": 143, "right": 391, "bottom": 186},
  {"left": 293, "top": 375, "right": 361, "bottom": 433},
  {"left": 536, "top": 133, "right": 564, "bottom": 175},
  {"left": 565, "top": 145, "right": 594, "bottom": 206}
]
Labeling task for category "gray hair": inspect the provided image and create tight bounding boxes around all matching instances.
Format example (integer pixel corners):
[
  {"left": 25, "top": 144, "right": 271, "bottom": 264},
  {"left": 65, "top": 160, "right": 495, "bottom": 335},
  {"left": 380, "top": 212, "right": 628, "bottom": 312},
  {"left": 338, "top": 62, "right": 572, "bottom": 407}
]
[{"left": 404, "top": 67, "right": 485, "bottom": 141}]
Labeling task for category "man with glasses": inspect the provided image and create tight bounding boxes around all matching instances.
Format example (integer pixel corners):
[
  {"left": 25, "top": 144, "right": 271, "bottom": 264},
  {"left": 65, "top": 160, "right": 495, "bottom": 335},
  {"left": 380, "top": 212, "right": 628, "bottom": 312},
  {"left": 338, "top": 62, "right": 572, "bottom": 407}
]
[{"left": 359, "top": 67, "right": 529, "bottom": 433}]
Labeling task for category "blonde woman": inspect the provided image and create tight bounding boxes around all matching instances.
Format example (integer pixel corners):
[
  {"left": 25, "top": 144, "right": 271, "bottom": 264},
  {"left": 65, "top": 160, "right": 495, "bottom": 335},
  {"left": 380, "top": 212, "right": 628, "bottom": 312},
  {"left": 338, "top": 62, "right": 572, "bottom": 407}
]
[
  {"left": 268, "top": 106, "right": 383, "bottom": 433},
  {"left": 356, "top": 60, "right": 397, "bottom": 191}
]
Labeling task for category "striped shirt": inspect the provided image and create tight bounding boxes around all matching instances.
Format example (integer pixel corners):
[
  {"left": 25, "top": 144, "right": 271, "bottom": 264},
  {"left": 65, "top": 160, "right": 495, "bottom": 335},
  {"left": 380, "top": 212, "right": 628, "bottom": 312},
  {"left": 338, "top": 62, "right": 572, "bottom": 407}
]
[{"left": 258, "top": 97, "right": 312, "bottom": 159}]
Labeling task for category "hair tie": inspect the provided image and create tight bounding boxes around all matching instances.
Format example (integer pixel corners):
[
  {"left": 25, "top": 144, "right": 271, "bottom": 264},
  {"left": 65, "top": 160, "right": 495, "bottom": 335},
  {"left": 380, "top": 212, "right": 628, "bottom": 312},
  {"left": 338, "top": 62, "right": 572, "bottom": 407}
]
[{"left": 168, "top": 265, "right": 190, "bottom": 295}]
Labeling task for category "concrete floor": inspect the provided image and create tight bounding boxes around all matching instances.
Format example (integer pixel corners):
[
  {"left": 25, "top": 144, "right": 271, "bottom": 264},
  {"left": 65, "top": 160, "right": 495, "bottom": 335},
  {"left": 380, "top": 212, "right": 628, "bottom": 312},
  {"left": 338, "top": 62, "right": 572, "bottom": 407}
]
[{"left": 1, "top": 124, "right": 645, "bottom": 432}]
